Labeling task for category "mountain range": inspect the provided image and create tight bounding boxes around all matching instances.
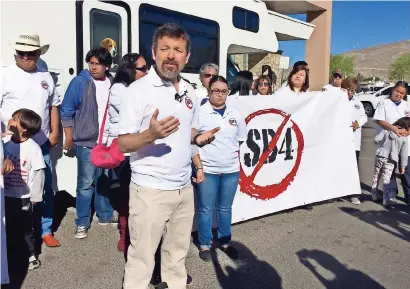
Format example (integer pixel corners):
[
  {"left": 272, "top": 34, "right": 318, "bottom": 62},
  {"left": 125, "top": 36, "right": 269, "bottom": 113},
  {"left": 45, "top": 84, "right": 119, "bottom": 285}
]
[{"left": 342, "top": 40, "right": 410, "bottom": 79}]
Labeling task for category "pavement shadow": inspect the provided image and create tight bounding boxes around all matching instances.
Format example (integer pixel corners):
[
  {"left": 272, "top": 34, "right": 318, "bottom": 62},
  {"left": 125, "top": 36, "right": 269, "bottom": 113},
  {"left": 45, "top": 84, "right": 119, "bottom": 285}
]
[
  {"left": 2, "top": 234, "right": 30, "bottom": 289},
  {"left": 340, "top": 206, "right": 410, "bottom": 243},
  {"left": 296, "top": 249, "right": 386, "bottom": 289},
  {"left": 212, "top": 240, "right": 282, "bottom": 289},
  {"left": 52, "top": 190, "right": 76, "bottom": 233}
]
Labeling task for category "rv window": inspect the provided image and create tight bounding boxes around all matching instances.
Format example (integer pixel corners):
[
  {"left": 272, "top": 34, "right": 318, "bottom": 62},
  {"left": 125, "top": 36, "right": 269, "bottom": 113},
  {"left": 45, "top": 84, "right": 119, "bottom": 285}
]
[
  {"left": 139, "top": 4, "right": 219, "bottom": 74},
  {"left": 232, "top": 7, "right": 259, "bottom": 33},
  {"left": 90, "top": 9, "right": 122, "bottom": 69}
]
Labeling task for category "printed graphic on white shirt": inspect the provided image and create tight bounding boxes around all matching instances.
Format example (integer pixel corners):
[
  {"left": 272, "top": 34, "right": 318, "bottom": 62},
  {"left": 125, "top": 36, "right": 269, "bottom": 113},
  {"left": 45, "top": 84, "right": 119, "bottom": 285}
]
[
  {"left": 0, "top": 64, "right": 61, "bottom": 146},
  {"left": 3, "top": 138, "right": 45, "bottom": 199}
]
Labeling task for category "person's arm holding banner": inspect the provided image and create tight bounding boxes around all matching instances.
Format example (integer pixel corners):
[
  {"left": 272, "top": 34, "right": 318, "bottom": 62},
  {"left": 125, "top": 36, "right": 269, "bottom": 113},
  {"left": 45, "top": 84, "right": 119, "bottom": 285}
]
[{"left": 354, "top": 102, "right": 368, "bottom": 130}]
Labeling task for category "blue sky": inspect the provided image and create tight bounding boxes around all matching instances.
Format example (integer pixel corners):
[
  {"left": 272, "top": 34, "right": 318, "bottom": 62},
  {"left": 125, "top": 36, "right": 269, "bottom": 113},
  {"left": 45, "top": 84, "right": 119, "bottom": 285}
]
[{"left": 279, "top": 1, "right": 410, "bottom": 66}]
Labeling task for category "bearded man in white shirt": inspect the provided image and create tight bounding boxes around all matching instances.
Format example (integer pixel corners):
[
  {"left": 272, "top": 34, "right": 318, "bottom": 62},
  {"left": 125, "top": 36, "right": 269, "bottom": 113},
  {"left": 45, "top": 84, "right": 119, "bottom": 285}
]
[
  {"left": 0, "top": 34, "right": 61, "bottom": 248},
  {"left": 119, "top": 23, "right": 219, "bottom": 289}
]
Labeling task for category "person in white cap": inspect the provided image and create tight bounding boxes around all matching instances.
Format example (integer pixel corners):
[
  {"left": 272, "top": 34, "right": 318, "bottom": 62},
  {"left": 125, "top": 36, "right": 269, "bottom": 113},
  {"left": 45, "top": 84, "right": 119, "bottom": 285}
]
[{"left": 0, "top": 33, "right": 61, "bottom": 247}]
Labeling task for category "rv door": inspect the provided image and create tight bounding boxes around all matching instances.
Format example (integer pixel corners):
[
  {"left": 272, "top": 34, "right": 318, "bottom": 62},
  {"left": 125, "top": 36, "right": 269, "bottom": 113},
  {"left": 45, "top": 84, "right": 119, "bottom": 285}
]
[{"left": 80, "top": 1, "right": 130, "bottom": 72}]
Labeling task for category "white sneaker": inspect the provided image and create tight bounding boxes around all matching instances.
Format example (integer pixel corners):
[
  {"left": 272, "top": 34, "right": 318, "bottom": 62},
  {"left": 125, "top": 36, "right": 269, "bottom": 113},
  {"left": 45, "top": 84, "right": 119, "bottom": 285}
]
[
  {"left": 75, "top": 226, "right": 88, "bottom": 239},
  {"left": 28, "top": 255, "right": 41, "bottom": 270},
  {"left": 383, "top": 198, "right": 390, "bottom": 207},
  {"left": 351, "top": 197, "right": 361, "bottom": 205}
]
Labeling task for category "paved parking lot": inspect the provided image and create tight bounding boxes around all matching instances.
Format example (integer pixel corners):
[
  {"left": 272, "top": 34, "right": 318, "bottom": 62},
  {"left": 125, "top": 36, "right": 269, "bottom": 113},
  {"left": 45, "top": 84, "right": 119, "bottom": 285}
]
[{"left": 3, "top": 118, "right": 410, "bottom": 289}]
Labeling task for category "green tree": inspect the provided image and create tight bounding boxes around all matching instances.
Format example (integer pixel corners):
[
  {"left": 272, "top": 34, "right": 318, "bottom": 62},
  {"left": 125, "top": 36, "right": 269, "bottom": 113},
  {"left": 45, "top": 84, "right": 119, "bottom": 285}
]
[
  {"left": 329, "top": 54, "right": 355, "bottom": 79},
  {"left": 389, "top": 53, "right": 410, "bottom": 81}
]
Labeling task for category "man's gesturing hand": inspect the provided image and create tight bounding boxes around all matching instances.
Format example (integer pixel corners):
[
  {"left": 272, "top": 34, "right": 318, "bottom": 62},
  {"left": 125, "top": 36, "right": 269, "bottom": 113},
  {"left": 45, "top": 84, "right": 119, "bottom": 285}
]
[
  {"left": 195, "top": 127, "right": 220, "bottom": 146},
  {"left": 148, "top": 109, "right": 180, "bottom": 141}
]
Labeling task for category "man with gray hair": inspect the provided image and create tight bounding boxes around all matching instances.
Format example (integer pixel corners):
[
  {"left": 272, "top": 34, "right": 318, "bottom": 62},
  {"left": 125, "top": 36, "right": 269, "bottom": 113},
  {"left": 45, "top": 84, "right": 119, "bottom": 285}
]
[{"left": 196, "top": 63, "right": 219, "bottom": 100}]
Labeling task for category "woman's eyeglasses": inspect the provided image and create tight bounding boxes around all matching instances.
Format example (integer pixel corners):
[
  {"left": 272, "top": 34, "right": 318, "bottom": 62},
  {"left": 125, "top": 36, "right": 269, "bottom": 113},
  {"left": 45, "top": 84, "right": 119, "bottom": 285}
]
[
  {"left": 211, "top": 89, "right": 229, "bottom": 96},
  {"left": 258, "top": 82, "right": 270, "bottom": 87},
  {"left": 136, "top": 65, "right": 148, "bottom": 73},
  {"left": 204, "top": 73, "right": 217, "bottom": 78}
]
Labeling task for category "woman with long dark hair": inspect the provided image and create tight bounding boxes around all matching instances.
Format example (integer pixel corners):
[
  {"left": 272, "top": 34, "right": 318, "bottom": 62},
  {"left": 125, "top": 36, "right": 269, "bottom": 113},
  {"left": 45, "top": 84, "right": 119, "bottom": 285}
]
[
  {"left": 229, "top": 70, "right": 253, "bottom": 96},
  {"left": 103, "top": 53, "right": 148, "bottom": 253}
]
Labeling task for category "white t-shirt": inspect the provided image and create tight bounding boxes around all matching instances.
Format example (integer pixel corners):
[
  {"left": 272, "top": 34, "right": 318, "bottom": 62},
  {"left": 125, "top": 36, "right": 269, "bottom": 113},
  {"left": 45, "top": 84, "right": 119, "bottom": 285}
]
[
  {"left": 3, "top": 137, "right": 45, "bottom": 199},
  {"left": 197, "top": 101, "right": 247, "bottom": 174},
  {"left": 373, "top": 98, "right": 410, "bottom": 155},
  {"left": 322, "top": 84, "right": 336, "bottom": 91},
  {"left": 349, "top": 97, "right": 368, "bottom": 151},
  {"left": 118, "top": 68, "right": 199, "bottom": 190},
  {"left": 0, "top": 64, "right": 61, "bottom": 146},
  {"left": 195, "top": 85, "right": 208, "bottom": 102},
  {"left": 93, "top": 77, "right": 111, "bottom": 138}
]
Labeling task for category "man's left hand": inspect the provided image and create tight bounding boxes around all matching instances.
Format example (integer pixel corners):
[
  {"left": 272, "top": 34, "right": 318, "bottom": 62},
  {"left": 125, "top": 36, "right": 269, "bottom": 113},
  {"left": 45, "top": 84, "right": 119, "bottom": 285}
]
[
  {"left": 196, "top": 127, "right": 220, "bottom": 146},
  {"left": 49, "top": 132, "right": 59, "bottom": 147}
]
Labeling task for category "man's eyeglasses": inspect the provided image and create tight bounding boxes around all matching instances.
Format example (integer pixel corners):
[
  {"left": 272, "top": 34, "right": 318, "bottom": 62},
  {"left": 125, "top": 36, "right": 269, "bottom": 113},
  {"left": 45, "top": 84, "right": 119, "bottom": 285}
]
[
  {"left": 136, "top": 65, "right": 148, "bottom": 73},
  {"left": 16, "top": 50, "right": 39, "bottom": 58},
  {"left": 211, "top": 89, "right": 229, "bottom": 96},
  {"left": 204, "top": 73, "right": 217, "bottom": 79},
  {"left": 258, "top": 82, "right": 270, "bottom": 87}
]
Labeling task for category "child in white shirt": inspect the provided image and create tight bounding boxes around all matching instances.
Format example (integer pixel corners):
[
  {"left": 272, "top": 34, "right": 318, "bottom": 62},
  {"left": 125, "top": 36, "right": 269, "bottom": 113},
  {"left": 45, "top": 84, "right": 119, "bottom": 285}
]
[
  {"left": 372, "top": 117, "right": 410, "bottom": 206},
  {"left": 3, "top": 109, "right": 45, "bottom": 270}
]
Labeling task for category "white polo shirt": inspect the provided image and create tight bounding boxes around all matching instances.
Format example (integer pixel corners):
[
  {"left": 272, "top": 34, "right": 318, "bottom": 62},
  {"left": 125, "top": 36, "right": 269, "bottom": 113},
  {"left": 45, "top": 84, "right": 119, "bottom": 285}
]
[
  {"left": 0, "top": 63, "right": 60, "bottom": 146},
  {"left": 373, "top": 98, "right": 410, "bottom": 155},
  {"left": 118, "top": 67, "right": 198, "bottom": 190},
  {"left": 197, "top": 101, "right": 247, "bottom": 174},
  {"left": 349, "top": 97, "right": 368, "bottom": 151}
]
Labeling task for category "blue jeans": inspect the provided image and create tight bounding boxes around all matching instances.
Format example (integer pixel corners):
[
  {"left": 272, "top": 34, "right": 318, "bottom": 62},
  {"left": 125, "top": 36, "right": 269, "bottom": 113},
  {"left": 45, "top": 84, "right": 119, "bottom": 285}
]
[
  {"left": 384, "top": 156, "right": 410, "bottom": 200},
  {"left": 75, "top": 145, "right": 114, "bottom": 227},
  {"left": 38, "top": 142, "right": 54, "bottom": 237},
  {"left": 196, "top": 172, "right": 239, "bottom": 249}
]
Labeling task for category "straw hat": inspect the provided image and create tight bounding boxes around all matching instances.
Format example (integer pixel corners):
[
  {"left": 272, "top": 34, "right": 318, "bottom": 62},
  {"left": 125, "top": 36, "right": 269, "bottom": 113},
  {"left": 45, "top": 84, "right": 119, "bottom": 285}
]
[{"left": 10, "top": 33, "right": 49, "bottom": 55}]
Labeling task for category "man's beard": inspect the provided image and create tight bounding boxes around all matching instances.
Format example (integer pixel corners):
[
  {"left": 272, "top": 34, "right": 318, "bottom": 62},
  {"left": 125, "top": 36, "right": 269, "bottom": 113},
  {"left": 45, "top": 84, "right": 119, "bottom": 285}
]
[{"left": 160, "top": 60, "right": 180, "bottom": 79}]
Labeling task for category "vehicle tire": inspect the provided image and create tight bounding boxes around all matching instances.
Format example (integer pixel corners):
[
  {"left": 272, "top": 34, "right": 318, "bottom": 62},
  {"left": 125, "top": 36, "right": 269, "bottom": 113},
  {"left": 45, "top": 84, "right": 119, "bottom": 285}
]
[{"left": 362, "top": 102, "right": 374, "bottom": 117}]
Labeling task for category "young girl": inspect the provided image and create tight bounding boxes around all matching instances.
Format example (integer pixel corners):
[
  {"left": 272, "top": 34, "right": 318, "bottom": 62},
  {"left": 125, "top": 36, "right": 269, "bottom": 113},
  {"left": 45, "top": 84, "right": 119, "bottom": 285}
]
[{"left": 371, "top": 117, "right": 410, "bottom": 206}]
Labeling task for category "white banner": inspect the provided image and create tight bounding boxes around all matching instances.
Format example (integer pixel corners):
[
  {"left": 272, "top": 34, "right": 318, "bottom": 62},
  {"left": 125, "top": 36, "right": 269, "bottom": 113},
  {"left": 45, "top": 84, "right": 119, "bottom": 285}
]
[{"left": 227, "top": 89, "right": 361, "bottom": 224}]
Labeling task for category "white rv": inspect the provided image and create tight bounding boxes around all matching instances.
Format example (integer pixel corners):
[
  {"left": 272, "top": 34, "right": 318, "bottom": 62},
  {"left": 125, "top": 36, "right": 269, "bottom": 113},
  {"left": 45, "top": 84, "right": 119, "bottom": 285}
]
[{"left": 1, "top": 0, "right": 283, "bottom": 196}]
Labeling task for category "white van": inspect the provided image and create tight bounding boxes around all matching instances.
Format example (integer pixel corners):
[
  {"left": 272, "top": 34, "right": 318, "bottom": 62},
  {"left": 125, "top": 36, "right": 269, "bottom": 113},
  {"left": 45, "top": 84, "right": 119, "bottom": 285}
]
[{"left": 1, "top": 0, "right": 279, "bottom": 196}]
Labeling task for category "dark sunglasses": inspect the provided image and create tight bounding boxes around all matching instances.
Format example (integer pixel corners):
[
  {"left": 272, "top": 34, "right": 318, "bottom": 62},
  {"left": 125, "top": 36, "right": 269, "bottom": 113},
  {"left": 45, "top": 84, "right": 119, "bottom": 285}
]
[
  {"left": 258, "top": 82, "right": 270, "bottom": 87},
  {"left": 16, "top": 50, "right": 39, "bottom": 57},
  {"left": 136, "top": 65, "right": 148, "bottom": 73},
  {"left": 204, "top": 73, "right": 217, "bottom": 78}
]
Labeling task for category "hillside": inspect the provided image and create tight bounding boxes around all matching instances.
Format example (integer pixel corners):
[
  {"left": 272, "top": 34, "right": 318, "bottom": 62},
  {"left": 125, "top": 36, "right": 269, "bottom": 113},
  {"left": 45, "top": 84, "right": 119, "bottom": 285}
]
[{"left": 342, "top": 40, "right": 410, "bottom": 79}]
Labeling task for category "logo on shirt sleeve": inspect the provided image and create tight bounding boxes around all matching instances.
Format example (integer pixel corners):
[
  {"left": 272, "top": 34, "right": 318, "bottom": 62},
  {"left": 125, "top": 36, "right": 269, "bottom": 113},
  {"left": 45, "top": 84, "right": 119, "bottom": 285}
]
[
  {"left": 185, "top": 96, "right": 193, "bottom": 109},
  {"left": 41, "top": 81, "right": 49, "bottom": 90},
  {"left": 229, "top": 118, "right": 237, "bottom": 126},
  {"left": 405, "top": 110, "right": 410, "bottom": 116},
  {"left": 354, "top": 104, "right": 360, "bottom": 110}
]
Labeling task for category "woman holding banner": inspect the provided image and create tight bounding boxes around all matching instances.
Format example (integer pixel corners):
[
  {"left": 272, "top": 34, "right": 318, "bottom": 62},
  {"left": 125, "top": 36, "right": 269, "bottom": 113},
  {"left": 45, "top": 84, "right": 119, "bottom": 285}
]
[
  {"left": 373, "top": 81, "right": 410, "bottom": 203},
  {"left": 276, "top": 65, "right": 309, "bottom": 95},
  {"left": 196, "top": 75, "right": 247, "bottom": 262}
]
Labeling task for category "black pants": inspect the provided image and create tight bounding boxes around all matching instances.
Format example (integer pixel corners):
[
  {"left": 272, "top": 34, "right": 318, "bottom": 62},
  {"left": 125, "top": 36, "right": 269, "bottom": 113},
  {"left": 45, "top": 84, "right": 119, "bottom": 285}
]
[{"left": 5, "top": 197, "right": 36, "bottom": 257}]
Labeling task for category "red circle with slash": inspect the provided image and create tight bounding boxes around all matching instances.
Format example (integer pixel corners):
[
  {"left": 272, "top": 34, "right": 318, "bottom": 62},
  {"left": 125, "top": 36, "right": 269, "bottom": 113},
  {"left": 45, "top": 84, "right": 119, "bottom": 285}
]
[{"left": 239, "top": 108, "right": 304, "bottom": 200}]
